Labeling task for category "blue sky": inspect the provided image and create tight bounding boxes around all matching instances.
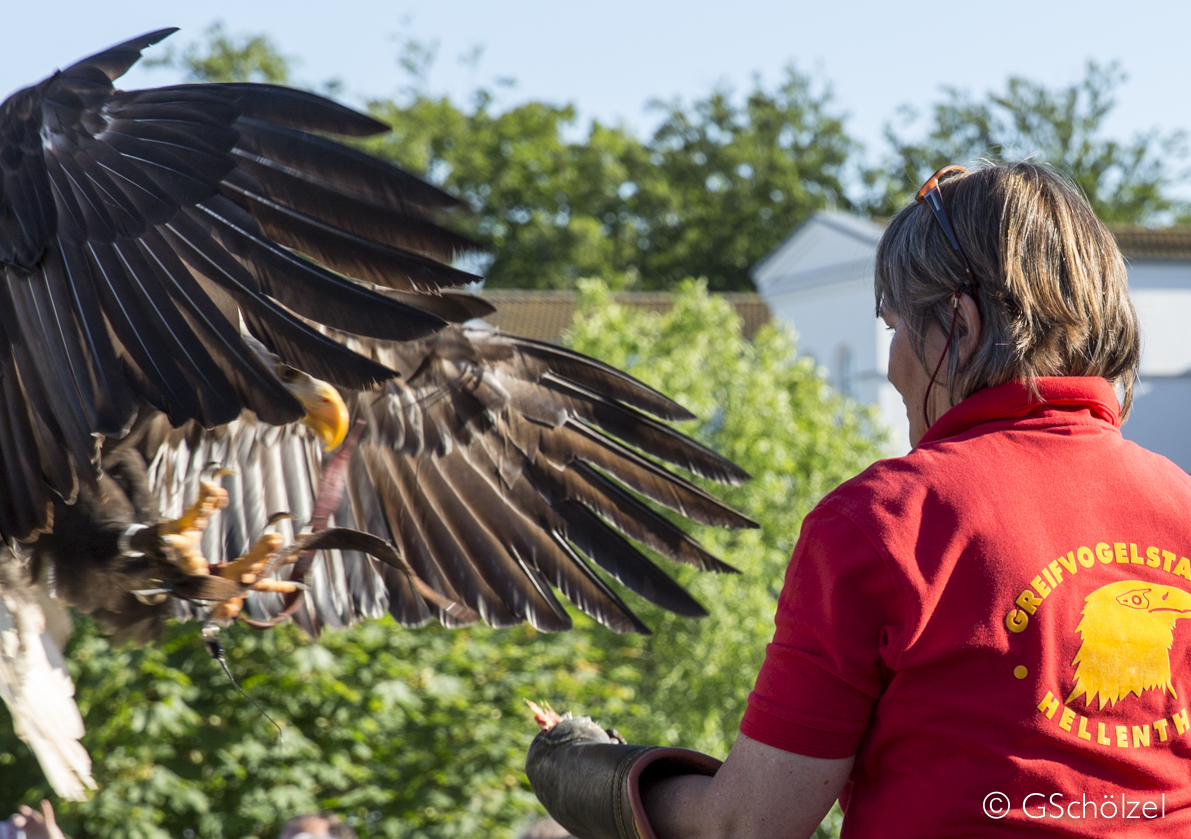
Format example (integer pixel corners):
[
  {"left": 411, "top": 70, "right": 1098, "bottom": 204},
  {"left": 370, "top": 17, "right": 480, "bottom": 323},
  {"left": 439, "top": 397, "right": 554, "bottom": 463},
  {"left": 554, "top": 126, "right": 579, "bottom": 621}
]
[{"left": 6, "top": 1, "right": 1189, "bottom": 190}]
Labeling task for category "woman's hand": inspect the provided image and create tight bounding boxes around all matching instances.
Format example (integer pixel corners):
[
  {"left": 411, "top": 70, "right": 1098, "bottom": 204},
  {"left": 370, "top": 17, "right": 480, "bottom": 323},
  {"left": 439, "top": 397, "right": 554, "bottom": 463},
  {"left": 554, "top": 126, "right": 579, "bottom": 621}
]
[{"left": 3, "top": 800, "right": 68, "bottom": 839}]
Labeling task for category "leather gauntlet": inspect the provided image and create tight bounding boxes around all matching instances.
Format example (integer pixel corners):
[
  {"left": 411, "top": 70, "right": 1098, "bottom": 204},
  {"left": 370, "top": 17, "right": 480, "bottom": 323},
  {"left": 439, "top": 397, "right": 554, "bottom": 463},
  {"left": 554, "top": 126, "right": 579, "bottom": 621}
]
[{"left": 526, "top": 715, "right": 721, "bottom": 839}]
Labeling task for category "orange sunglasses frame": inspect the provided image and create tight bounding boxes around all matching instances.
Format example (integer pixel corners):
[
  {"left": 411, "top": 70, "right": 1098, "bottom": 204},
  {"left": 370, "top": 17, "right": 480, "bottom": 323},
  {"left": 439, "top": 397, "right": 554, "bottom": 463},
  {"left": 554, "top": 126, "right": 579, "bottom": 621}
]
[{"left": 913, "top": 165, "right": 980, "bottom": 431}]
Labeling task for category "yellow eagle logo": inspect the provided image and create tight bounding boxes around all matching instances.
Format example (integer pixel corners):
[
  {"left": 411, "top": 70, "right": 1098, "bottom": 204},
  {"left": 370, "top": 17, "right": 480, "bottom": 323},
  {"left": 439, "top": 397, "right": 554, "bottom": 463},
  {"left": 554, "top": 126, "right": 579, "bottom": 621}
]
[{"left": 1067, "top": 580, "right": 1191, "bottom": 710}]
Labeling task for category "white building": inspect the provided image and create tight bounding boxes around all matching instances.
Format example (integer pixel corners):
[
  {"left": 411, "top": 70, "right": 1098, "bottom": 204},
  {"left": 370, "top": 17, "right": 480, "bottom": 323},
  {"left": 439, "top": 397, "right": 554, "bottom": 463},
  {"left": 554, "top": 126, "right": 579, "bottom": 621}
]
[{"left": 752, "top": 212, "right": 1191, "bottom": 468}]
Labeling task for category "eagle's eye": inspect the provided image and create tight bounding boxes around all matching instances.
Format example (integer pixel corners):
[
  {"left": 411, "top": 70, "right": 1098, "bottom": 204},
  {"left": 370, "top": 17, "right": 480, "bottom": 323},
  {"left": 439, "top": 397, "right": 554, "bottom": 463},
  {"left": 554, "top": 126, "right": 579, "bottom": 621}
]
[
  {"left": 276, "top": 366, "right": 301, "bottom": 383},
  {"left": 1115, "top": 589, "right": 1152, "bottom": 610}
]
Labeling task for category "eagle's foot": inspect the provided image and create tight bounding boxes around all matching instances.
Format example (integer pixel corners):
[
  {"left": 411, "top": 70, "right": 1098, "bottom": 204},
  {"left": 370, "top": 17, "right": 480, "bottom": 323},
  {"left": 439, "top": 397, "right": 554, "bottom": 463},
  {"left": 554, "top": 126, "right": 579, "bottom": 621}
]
[
  {"left": 209, "top": 532, "right": 304, "bottom": 620},
  {"left": 160, "top": 477, "right": 229, "bottom": 537},
  {"left": 216, "top": 532, "right": 284, "bottom": 583},
  {"left": 157, "top": 478, "right": 229, "bottom": 576},
  {"left": 216, "top": 531, "right": 304, "bottom": 591},
  {"left": 527, "top": 699, "right": 564, "bottom": 732},
  {"left": 211, "top": 596, "right": 244, "bottom": 621}
]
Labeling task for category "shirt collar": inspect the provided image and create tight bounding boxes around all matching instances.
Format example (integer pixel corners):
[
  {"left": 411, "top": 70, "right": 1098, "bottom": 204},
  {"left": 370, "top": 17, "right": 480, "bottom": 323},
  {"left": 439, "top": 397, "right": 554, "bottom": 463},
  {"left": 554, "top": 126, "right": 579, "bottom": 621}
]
[{"left": 918, "top": 377, "right": 1122, "bottom": 446}]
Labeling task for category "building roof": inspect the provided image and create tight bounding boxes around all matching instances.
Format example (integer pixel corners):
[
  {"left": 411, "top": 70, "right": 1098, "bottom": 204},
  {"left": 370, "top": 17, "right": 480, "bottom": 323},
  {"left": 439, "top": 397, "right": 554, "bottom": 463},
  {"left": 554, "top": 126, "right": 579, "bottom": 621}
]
[
  {"left": 751, "top": 211, "right": 884, "bottom": 282},
  {"left": 751, "top": 213, "right": 1191, "bottom": 298},
  {"left": 750, "top": 212, "right": 887, "bottom": 297},
  {"left": 480, "top": 289, "right": 771, "bottom": 343},
  {"left": 1110, "top": 227, "right": 1191, "bottom": 260}
]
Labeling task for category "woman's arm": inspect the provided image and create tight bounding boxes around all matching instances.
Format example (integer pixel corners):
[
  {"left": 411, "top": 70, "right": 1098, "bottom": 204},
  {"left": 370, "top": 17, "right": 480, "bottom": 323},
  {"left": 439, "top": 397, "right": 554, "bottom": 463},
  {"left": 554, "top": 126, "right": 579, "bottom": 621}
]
[{"left": 643, "top": 733, "right": 853, "bottom": 839}]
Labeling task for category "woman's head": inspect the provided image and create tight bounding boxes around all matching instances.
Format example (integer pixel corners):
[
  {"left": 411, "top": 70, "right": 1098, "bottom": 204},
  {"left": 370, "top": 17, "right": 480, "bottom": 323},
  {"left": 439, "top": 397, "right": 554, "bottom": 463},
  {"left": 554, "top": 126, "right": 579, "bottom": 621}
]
[{"left": 875, "top": 161, "right": 1139, "bottom": 419}]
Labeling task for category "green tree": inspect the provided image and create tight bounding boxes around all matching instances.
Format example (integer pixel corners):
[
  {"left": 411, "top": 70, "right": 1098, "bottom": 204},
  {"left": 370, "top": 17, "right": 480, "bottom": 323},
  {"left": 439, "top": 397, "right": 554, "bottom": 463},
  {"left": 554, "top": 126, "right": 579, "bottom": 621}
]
[
  {"left": 364, "top": 92, "right": 651, "bottom": 289},
  {"left": 0, "top": 283, "right": 880, "bottom": 838},
  {"left": 145, "top": 22, "right": 292, "bottom": 85},
  {"left": 367, "top": 69, "right": 854, "bottom": 291},
  {"left": 868, "top": 62, "right": 1187, "bottom": 222},
  {"left": 626, "top": 76, "right": 854, "bottom": 292}
]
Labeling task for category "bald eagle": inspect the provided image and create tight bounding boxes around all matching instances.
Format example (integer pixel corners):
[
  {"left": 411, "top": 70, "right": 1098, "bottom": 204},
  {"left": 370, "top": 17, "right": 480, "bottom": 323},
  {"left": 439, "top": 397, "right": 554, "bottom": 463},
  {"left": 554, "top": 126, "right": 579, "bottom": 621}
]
[{"left": 0, "top": 30, "right": 755, "bottom": 796}]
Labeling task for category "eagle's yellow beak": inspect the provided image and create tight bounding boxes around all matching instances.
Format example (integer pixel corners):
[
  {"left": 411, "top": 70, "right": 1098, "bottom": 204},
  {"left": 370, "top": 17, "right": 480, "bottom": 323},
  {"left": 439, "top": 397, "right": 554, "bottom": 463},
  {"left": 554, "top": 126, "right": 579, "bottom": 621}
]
[
  {"left": 275, "top": 364, "right": 350, "bottom": 451},
  {"left": 299, "top": 379, "right": 349, "bottom": 452}
]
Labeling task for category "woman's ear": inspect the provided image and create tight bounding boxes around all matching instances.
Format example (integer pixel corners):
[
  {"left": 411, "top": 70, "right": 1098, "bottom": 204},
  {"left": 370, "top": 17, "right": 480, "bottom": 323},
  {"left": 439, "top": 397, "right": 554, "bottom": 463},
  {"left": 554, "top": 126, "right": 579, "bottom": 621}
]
[{"left": 954, "top": 291, "right": 981, "bottom": 367}]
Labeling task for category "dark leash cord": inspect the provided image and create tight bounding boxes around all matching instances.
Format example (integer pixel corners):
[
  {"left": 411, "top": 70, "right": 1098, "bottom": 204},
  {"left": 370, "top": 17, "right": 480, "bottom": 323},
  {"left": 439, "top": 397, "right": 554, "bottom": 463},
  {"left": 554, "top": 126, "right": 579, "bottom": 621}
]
[
  {"left": 202, "top": 622, "right": 285, "bottom": 743},
  {"left": 921, "top": 282, "right": 977, "bottom": 430}
]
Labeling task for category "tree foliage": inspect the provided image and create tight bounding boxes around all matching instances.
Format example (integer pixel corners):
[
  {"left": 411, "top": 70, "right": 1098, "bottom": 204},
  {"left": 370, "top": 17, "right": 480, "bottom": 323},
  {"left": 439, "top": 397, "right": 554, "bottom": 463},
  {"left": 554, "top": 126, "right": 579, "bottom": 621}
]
[
  {"left": 869, "top": 62, "right": 1187, "bottom": 222},
  {"left": 0, "top": 283, "right": 880, "bottom": 838},
  {"left": 364, "top": 70, "right": 854, "bottom": 292},
  {"left": 144, "top": 22, "right": 292, "bottom": 85}
]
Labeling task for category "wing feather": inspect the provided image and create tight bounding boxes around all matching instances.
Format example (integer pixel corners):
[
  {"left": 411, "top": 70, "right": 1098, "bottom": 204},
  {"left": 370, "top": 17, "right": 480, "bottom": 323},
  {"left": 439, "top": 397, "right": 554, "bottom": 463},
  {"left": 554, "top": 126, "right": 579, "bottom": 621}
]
[
  {"left": 0, "top": 358, "right": 54, "bottom": 538},
  {"left": 55, "top": 240, "right": 136, "bottom": 434},
  {"left": 158, "top": 211, "right": 399, "bottom": 391},
  {"left": 232, "top": 117, "right": 461, "bottom": 213},
  {"left": 106, "top": 237, "right": 241, "bottom": 425},
  {"left": 59, "top": 29, "right": 179, "bottom": 83},
  {"left": 136, "top": 227, "right": 302, "bottom": 425},
  {"left": 497, "top": 335, "right": 699, "bottom": 422},
  {"left": 225, "top": 163, "right": 475, "bottom": 261},
  {"left": 4, "top": 259, "right": 98, "bottom": 457},
  {"left": 188, "top": 193, "right": 450, "bottom": 337},
  {"left": 225, "top": 180, "right": 479, "bottom": 290},
  {"left": 86, "top": 240, "right": 201, "bottom": 421}
]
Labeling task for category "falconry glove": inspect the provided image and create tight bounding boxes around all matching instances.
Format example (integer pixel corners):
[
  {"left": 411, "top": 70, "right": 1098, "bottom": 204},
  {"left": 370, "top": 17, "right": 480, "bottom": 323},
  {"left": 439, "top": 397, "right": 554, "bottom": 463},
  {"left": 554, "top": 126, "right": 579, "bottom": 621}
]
[{"left": 526, "top": 715, "right": 721, "bottom": 839}]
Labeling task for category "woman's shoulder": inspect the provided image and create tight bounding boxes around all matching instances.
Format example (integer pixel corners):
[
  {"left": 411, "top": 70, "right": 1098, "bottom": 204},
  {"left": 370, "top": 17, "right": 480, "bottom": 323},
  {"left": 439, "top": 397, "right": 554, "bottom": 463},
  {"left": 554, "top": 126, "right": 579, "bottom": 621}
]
[
  {"left": 820, "top": 450, "right": 936, "bottom": 512},
  {"left": 815, "top": 440, "right": 1011, "bottom": 544}
]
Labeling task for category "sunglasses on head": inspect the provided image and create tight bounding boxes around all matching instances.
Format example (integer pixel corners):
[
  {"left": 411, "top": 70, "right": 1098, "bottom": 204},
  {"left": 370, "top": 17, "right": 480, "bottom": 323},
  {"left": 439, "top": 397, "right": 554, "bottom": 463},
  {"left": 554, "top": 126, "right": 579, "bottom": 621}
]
[
  {"left": 913, "top": 165, "right": 980, "bottom": 430},
  {"left": 915, "top": 164, "right": 980, "bottom": 291}
]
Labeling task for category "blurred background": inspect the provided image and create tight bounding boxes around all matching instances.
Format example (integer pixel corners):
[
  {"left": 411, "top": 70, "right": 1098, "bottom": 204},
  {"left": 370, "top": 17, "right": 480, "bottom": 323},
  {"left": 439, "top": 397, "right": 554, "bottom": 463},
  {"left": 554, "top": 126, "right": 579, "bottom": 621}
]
[{"left": 2, "top": 2, "right": 1188, "bottom": 836}]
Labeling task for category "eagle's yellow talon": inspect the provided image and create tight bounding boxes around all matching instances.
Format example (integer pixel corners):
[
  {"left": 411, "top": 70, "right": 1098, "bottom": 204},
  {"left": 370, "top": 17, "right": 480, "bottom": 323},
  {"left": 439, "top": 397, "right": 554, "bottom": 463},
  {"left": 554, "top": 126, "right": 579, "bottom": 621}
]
[
  {"left": 156, "top": 479, "right": 230, "bottom": 575},
  {"left": 250, "top": 579, "right": 302, "bottom": 594},
  {"left": 211, "top": 597, "right": 243, "bottom": 621},
  {"left": 218, "top": 533, "right": 284, "bottom": 579},
  {"left": 159, "top": 534, "right": 210, "bottom": 575},
  {"left": 160, "top": 480, "right": 228, "bottom": 536}
]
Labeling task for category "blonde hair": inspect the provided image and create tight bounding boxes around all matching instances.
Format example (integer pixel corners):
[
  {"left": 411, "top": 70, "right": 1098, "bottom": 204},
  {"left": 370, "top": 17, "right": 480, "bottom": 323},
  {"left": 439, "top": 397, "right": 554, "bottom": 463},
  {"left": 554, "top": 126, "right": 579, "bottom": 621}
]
[{"left": 875, "top": 162, "right": 1140, "bottom": 417}]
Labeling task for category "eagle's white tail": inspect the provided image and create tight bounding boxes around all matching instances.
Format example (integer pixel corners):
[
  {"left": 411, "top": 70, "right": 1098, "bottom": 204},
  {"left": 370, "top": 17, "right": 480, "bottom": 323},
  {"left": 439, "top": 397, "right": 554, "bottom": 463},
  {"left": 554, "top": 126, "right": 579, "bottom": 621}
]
[{"left": 0, "top": 557, "right": 95, "bottom": 800}]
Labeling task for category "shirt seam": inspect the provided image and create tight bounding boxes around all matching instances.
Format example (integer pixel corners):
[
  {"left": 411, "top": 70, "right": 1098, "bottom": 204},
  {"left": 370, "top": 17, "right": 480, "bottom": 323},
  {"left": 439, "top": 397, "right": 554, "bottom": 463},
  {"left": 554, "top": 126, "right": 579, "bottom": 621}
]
[
  {"left": 919, "top": 377, "right": 1120, "bottom": 444},
  {"left": 739, "top": 713, "right": 859, "bottom": 760},
  {"left": 743, "top": 691, "right": 876, "bottom": 738},
  {"left": 818, "top": 498, "right": 915, "bottom": 673},
  {"left": 921, "top": 413, "right": 1118, "bottom": 448}
]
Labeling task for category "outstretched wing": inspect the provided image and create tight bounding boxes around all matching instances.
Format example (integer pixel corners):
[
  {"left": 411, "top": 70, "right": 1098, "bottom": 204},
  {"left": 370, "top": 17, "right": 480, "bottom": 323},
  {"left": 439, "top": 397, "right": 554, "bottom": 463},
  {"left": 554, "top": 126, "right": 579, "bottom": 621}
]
[
  {"left": 0, "top": 29, "right": 477, "bottom": 541},
  {"left": 134, "top": 324, "right": 757, "bottom": 635}
]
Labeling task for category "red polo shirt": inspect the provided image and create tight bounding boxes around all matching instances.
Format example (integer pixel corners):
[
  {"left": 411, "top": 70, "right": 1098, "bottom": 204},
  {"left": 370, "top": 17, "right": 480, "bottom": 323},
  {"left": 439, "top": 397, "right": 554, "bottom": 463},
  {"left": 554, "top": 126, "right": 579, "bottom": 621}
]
[{"left": 741, "top": 378, "right": 1191, "bottom": 837}]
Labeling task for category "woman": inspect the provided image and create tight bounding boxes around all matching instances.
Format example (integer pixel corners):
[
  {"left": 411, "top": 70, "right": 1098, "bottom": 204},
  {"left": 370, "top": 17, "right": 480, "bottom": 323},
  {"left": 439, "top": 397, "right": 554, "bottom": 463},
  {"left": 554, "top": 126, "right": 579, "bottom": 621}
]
[{"left": 528, "top": 162, "right": 1191, "bottom": 837}]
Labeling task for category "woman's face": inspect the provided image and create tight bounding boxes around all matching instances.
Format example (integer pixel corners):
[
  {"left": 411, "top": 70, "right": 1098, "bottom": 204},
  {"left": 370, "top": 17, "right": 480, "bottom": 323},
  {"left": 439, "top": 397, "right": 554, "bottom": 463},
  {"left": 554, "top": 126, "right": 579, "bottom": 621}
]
[{"left": 882, "top": 305, "right": 952, "bottom": 447}]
